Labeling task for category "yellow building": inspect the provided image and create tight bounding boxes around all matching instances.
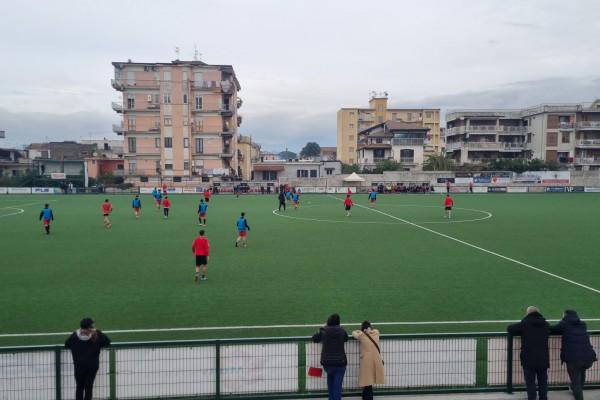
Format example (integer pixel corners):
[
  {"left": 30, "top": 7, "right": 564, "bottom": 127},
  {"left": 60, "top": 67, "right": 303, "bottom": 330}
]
[
  {"left": 111, "top": 59, "right": 242, "bottom": 186},
  {"left": 237, "top": 135, "right": 261, "bottom": 180},
  {"left": 337, "top": 93, "right": 441, "bottom": 165}
]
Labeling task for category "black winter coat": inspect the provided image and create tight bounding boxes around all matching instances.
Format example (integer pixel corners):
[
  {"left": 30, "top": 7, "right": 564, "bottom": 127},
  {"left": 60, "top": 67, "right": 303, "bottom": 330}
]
[
  {"left": 507, "top": 311, "right": 550, "bottom": 368},
  {"left": 65, "top": 330, "right": 111, "bottom": 369},
  {"left": 550, "top": 311, "right": 597, "bottom": 364},
  {"left": 312, "top": 325, "right": 349, "bottom": 367}
]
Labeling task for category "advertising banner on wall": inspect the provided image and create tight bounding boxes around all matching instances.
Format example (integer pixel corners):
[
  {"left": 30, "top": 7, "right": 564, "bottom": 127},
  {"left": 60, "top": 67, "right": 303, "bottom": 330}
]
[
  {"left": 490, "top": 172, "right": 511, "bottom": 184},
  {"left": 139, "top": 188, "right": 154, "bottom": 194},
  {"left": 541, "top": 171, "right": 570, "bottom": 183},
  {"left": 437, "top": 177, "right": 455, "bottom": 183},
  {"left": 8, "top": 188, "right": 31, "bottom": 194},
  {"left": 51, "top": 172, "right": 66, "bottom": 179},
  {"left": 454, "top": 177, "right": 473, "bottom": 184},
  {"left": 0, "top": 188, "right": 7, "bottom": 194},
  {"left": 507, "top": 187, "right": 528, "bottom": 193},
  {"left": 315, "top": 187, "right": 326, "bottom": 193},
  {"left": 585, "top": 187, "right": 600, "bottom": 193},
  {"left": 529, "top": 186, "right": 545, "bottom": 193},
  {"left": 32, "top": 187, "right": 54, "bottom": 194},
  {"left": 473, "top": 173, "right": 492, "bottom": 184},
  {"left": 182, "top": 187, "right": 199, "bottom": 194},
  {"left": 513, "top": 172, "right": 542, "bottom": 183},
  {"left": 545, "top": 186, "right": 566, "bottom": 193},
  {"left": 566, "top": 186, "right": 585, "bottom": 193},
  {"left": 487, "top": 187, "right": 507, "bottom": 193}
]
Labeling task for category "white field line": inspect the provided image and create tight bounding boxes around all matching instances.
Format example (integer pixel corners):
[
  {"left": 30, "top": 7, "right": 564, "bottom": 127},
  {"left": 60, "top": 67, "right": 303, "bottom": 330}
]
[
  {"left": 5, "top": 318, "right": 600, "bottom": 338},
  {"left": 0, "top": 200, "right": 57, "bottom": 218},
  {"left": 327, "top": 195, "right": 600, "bottom": 295}
]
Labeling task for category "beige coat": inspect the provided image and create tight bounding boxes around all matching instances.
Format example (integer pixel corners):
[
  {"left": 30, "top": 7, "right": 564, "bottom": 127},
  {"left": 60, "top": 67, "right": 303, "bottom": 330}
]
[{"left": 352, "top": 328, "right": 385, "bottom": 386}]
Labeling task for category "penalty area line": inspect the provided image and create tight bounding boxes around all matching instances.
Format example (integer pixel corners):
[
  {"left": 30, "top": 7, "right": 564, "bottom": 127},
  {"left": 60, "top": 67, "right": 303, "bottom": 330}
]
[{"left": 5, "top": 318, "right": 600, "bottom": 338}]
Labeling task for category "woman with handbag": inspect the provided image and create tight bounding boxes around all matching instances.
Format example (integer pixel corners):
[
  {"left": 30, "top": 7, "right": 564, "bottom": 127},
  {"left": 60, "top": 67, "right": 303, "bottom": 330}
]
[{"left": 352, "top": 321, "right": 385, "bottom": 400}]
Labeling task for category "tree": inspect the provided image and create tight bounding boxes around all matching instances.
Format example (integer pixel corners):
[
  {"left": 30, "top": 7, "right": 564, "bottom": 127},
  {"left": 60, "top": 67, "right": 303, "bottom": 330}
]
[
  {"left": 423, "top": 153, "right": 454, "bottom": 171},
  {"left": 372, "top": 159, "right": 403, "bottom": 173},
  {"left": 299, "top": 142, "right": 321, "bottom": 158},
  {"left": 278, "top": 151, "right": 297, "bottom": 160},
  {"left": 341, "top": 163, "right": 361, "bottom": 174}
]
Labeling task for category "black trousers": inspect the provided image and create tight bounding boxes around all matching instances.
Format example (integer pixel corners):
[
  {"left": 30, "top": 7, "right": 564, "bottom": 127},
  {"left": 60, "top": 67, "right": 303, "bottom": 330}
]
[
  {"left": 362, "top": 385, "right": 373, "bottom": 400},
  {"left": 74, "top": 365, "right": 99, "bottom": 400},
  {"left": 279, "top": 202, "right": 286, "bottom": 211}
]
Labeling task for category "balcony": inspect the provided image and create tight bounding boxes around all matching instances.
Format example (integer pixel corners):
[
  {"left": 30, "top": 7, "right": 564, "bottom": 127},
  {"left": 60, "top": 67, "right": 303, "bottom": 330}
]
[
  {"left": 576, "top": 139, "right": 600, "bottom": 148},
  {"left": 574, "top": 157, "right": 600, "bottom": 166},
  {"left": 111, "top": 79, "right": 160, "bottom": 90},
  {"left": 446, "top": 125, "right": 527, "bottom": 136},
  {"left": 446, "top": 141, "right": 524, "bottom": 151},
  {"left": 112, "top": 124, "right": 125, "bottom": 135},
  {"left": 237, "top": 98, "right": 243, "bottom": 109},
  {"left": 559, "top": 122, "right": 574, "bottom": 130},
  {"left": 112, "top": 102, "right": 123, "bottom": 113},
  {"left": 576, "top": 121, "right": 600, "bottom": 130},
  {"left": 399, "top": 157, "right": 416, "bottom": 164},
  {"left": 392, "top": 138, "right": 425, "bottom": 146},
  {"left": 147, "top": 104, "right": 160, "bottom": 110}
]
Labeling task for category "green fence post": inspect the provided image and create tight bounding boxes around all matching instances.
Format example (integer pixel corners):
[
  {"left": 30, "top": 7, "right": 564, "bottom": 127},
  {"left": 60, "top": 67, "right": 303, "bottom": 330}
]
[
  {"left": 109, "top": 348, "right": 116, "bottom": 400},
  {"left": 55, "top": 346, "right": 62, "bottom": 400},
  {"left": 215, "top": 340, "right": 221, "bottom": 400},
  {"left": 507, "top": 334, "right": 514, "bottom": 394}
]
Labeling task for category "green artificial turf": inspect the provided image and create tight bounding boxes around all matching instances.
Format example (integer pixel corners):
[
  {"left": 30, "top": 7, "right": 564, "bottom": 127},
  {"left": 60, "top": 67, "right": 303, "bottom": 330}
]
[{"left": 1, "top": 192, "right": 599, "bottom": 346}]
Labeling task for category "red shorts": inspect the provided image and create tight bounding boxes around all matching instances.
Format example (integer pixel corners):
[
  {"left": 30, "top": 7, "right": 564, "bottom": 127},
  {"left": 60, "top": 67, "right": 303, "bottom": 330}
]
[
  {"left": 156, "top": 200, "right": 161, "bottom": 205},
  {"left": 370, "top": 199, "right": 376, "bottom": 203},
  {"left": 199, "top": 213, "right": 206, "bottom": 217},
  {"left": 43, "top": 220, "right": 50, "bottom": 226},
  {"left": 238, "top": 231, "right": 247, "bottom": 237},
  {"left": 133, "top": 207, "right": 140, "bottom": 212},
  {"left": 294, "top": 200, "right": 298, "bottom": 205}
]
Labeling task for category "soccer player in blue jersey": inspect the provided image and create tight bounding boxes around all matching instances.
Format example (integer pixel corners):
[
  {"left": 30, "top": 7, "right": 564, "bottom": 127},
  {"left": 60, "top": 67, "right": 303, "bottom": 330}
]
[
  {"left": 292, "top": 191, "right": 300, "bottom": 210},
  {"left": 285, "top": 189, "right": 292, "bottom": 204},
  {"left": 368, "top": 188, "right": 377, "bottom": 208},
  {"left": 39, "top": 203, "right": 54, "bottom": 234},
  {"left": 198, "top": 199, "right": 208, "bottom": 226},
  {"left": 155, "top": 190, "right": 162, "bottom": 211},
  {"left": 235, "top": 212, "right": 251, "bottom": 247},
  {"left": 132, "top": 195, "right": 142, "bottom": 219}
]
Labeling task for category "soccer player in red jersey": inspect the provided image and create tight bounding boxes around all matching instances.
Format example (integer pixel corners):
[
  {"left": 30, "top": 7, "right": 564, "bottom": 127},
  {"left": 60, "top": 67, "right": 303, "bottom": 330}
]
[
  {"left": 204, "top": 188, "right": 211, "bottom": 203},
  {"left": 192, "top": 230, "right": 210, "bottom": 281},
  {"left": 344, "top": 194, "right": 353, "bottom": 217},
  {"left": 102, "top": 199, "right": 113, "bottom": 228},
  {"left": 163, "top": 196, "right": 171, "bottom": 219},
  {"left": 444, "top": 194, "right": 454, "bottom": 218}
]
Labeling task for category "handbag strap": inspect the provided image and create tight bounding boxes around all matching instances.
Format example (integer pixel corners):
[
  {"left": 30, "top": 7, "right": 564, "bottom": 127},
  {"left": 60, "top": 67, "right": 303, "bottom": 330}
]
[{"left": 363, "top": 330, "right": 381, "bottom": 354}]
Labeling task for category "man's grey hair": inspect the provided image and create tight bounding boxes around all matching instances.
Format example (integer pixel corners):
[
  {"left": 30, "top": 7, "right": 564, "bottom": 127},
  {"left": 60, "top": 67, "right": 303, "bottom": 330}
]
[{"left": 527, "top": 306, "right": 539, "bottom": 314}]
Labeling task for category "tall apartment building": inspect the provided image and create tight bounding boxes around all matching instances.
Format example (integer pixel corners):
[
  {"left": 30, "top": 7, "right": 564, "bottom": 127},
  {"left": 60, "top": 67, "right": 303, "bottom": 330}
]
[
  {"left": 337, "top": 93, "right": 441, "bottom": 165},
  {"left": 237, "top": 135, "right": 261, "bottom": 181},
  {"left": 445, "top": 100, "right": 600, "bottom": 170},
  {"left": 111, "top": 59, "right": 242, "bottom": 186}
]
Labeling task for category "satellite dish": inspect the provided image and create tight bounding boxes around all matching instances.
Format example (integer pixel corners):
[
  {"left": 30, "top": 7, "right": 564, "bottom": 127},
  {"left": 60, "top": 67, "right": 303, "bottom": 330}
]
[{"left": 93, "top": 152, "right": 98, "bottom": 157}]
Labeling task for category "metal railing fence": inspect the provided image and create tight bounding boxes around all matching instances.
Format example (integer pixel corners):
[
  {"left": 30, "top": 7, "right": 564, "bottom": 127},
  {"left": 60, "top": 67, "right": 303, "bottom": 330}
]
[{"left": 1, "top": 332, "right": 599, "bottom": 399}]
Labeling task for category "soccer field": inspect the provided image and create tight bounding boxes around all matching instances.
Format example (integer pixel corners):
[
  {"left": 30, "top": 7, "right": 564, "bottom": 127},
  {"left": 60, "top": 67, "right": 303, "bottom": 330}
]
[{"left": 1, "top": 192, "right": 599, "bottom": 347}]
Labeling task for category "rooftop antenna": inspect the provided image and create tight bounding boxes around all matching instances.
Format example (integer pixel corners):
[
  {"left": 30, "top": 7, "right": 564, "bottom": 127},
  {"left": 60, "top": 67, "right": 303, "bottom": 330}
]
[
  {"left": 193, "top": 44, "right": 202, "bottom": 61},
  {"left": 174, "top": 47, "right": 180, "bottom": 59}
]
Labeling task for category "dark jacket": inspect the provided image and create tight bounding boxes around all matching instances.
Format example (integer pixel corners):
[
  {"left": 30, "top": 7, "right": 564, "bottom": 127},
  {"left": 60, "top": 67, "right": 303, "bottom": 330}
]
[
  {"left": 65, "top": 329, "right": 111, "bottom": 368},
  {"left": 507, "top": 311, "right": 550, "bottom": 368},
  {"left": 550, "top": 310, "right": 597, "bottom": 364},
  {"left": 312, "top": 325, "right": 349, "bottom": 367}
]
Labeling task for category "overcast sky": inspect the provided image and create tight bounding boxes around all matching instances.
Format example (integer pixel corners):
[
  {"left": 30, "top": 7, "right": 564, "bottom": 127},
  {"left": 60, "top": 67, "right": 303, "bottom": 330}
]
[{"left": 1, "top": 0, "right": 599, "bottom": 153}]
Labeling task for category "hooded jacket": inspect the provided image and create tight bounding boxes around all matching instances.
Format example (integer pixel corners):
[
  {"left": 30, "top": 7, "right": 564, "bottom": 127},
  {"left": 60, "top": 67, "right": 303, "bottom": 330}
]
[
  {"left": 550, "top": 310, "right": 597, "bottom": 364},
  {"left": 65, "top": 329, "right": 111, "bottom": 368},
  {"left": 507, "top": 311, "right": 550, "bottom": 368}
]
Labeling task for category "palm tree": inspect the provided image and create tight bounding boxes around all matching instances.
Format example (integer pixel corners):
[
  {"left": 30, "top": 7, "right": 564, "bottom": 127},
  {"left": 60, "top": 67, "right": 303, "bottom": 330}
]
[{"left": 423, "top": 153, "right": 453, "bottom": 171}]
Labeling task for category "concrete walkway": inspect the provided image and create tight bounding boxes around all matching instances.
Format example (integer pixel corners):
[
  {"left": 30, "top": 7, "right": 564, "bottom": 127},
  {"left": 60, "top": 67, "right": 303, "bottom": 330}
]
[{"left": 340, "top": 389, "right": 600, "bottom": 399}]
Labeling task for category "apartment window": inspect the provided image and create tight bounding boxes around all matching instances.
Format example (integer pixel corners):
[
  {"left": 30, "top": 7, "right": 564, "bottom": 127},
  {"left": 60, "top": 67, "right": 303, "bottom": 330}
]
[
  {"left": 349, "top": 135, "right": 354, "bottom": 141},
  {"left": 426, "top": 112, "right": 432, "bottom": 118},
  {"left": 164, "top": 137, "right": 173, "bottom": 148},
  {"left": 127, "top": 116, "right": 136, "bottom": 131},
  {"left": 325, "top": 168, "right": 334, "bottom": 175},
  {"left": 378, "top": 105, "right": 383, "bottom": 112},
  {"left": 378, "top": 116, "right": 383, "bottom": 123},
  {"left": 154, "top": 116, "right": 160, "bottom": 127},
  {"left": 297, "top": 169, "right": 308, "bottom": 178},
  {"left": 350, "top": 112, "right": 355, "bottom": 118},
  {"left": 349, "top": 158, "right": 354, "bottom": 164},
  {"left": 128, "top": 161, "right": 137, "bottom": 173},
  {"left": 140, "top": 176, "right": 148, "bottom": 182},
  {"left": 376, "top": 138, "right": 382, "bottom": 144},
  {"left": 127, "top": 137, "right": 136, "bottom": 153},
  {"left": 392, "top": 113, "right": 397, "bottom": 120},
  {"left": 350, "top": 124, "right": 354, "bottom": 129},
  {"left": 194, "top": 72, "right": 203, "bottom": 87},
  {"left": 183, "top": 116, "right": 188, "bottom": 126},
  {"left": 164, "top": 92, "right": 172, "bottom": 104},
  {"left": 154, "top": 94, "right": 159, "bottom": 104},
  {"left": 195, "top": 138, "right": 203, "bottom": 154},
  {"left": 184, "top": 161, "right": 189, "bottom": 170},
  {"left": 155, "top": 138, "right": 160, "bottom": 148},
  {"left": 184, "top": 138, "right": 189, "bottom": 148},
  {"left": 195, "top": 96, "right": 203, "bottom": 110},
  {"left": 163, "top": 71, "right": 171, "bottom": 81},
  {"left": 164, "top": 117, "right": 172, "bottom": 126},
  {"left": 310, "top": 170, "right": 317, "bottom": 178},
  {"left": 165, "top": 163, "right": 173, "bottom": 170},
  {"left": 559, "top": 116, "right": 570, "bottom": 123},
  {"left": 262, "top": 171, "right": 277, "bottom": 180},
  {"left": 562, "top": 132, "right": 570, "bottom": 143},
  {"left": 156, "top": 161, "right": 161, "bottom": 172},
  {"left": 183, "top": 94, "right": 188, "bottom": 104},
  {"left": 349, "top": 147, "right": 354, "bottom": 153},
  {"left": 127, "top": 94, "right": 135, "bottom": 109}
]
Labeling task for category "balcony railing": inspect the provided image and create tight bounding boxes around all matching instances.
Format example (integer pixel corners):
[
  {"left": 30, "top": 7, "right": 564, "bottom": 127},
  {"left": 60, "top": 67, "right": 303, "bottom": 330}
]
[
  {"left": 399, "top": 157, "right": 416, "bottom": 164},
  {"left": 111, "top": 79, "right": 160, "bottom": 89},
  {"left": 559, "top": 122, "right": 574, "bottom": 129},
  {"left": 111, "top": 102, "right": 123, "bottom": 113},
  {"left": 446, "top": 142, "right": 524, "bottom": 151},
  {"left": 446, "top": 126, "right": 526, "bottom": 135},
  {"left": 112, "top": 124, "right": 125, "bottom": 135},
  {"left": 576, "top": 121, "right": 600, "bottom": 130},
  {"left": 576, "top": 139, "right": 600, "bottom": 148},
  {"left": 392, "top": 138, "right": 425, "bottom": 146},
  {"left": 575, "top": 157, "right": 600, "bottom": 165}
]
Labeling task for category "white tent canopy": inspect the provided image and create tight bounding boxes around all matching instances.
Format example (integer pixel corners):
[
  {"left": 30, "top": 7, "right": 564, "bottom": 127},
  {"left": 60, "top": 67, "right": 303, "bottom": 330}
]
[{"left": 343, "top": 172, "right": 365, "bottom": 182}]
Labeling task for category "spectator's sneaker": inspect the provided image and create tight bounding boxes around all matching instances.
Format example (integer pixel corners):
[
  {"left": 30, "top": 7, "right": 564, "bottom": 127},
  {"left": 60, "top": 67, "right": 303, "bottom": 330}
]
[{"left": 201, "top": 277, "right": 207, "bottom": 281}]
